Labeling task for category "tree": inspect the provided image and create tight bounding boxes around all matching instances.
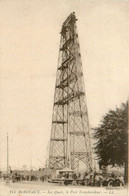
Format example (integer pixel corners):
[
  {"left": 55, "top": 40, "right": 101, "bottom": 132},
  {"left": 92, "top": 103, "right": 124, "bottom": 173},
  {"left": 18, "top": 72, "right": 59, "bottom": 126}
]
[{"left": 93, "top": 102, "right": 128, "bottom": 183}]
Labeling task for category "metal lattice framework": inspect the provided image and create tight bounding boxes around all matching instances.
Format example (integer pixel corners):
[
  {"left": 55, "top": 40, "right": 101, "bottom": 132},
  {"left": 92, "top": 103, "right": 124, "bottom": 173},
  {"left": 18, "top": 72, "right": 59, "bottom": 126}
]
[{"left": 49, "top": 12, "right": 92, "bottom": 171}]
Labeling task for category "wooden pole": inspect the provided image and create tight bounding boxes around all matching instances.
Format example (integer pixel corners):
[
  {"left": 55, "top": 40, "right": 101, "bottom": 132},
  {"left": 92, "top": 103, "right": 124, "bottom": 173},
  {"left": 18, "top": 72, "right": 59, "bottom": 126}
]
[
  {"left": 6, "top": 133, "right": 9, "bottom": 184},
  {"left": 7, "top": 133, "right": 9, "bottom": 176},
  {"left": 125, "top": 99, "right": 129, "bottom": 185}
]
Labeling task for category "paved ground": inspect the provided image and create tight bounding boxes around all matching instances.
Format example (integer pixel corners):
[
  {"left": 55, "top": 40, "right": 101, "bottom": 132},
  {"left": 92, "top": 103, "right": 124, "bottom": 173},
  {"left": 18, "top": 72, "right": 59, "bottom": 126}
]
[{"left": 0, "top": 180, "right": 128, "bottom": 196}]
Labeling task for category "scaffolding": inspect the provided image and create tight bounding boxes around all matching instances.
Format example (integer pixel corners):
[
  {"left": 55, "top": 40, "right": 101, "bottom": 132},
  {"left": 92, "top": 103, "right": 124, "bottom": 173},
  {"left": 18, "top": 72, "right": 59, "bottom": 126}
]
[{"left": 49, "top": 12, "right": 92, "bottom": 172}]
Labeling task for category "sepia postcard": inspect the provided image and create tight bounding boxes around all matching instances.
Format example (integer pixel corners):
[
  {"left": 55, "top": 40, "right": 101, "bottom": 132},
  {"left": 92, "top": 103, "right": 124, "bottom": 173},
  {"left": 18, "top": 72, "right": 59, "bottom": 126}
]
[{"left": 0, "top": 0, "right": 129, "bottom": 196}]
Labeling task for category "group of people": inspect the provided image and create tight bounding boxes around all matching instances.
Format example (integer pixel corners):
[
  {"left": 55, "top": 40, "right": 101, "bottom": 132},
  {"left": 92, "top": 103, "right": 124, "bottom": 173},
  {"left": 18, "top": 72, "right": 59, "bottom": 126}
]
[
  {"left": 57, "top": 171, "right": 125, "bottom": 187},
  {"left": 1, "top": 172, "right": 51, "bottom": 183},
  {"left": 83, "top": 172, "right": 125, "bottom": 187},
  {"left": 1, "top": 170, "right": 125, "bottom": 187}
]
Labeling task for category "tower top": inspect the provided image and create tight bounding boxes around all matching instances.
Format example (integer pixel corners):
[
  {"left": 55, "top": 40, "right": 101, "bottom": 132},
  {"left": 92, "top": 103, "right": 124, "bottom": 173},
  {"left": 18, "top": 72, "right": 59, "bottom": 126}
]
[
  {"left": 63, "top": 12, "right": 77, "bottom": 25},
  {"left": 61, "top": 12, "right": 77, "bottom": 35}
]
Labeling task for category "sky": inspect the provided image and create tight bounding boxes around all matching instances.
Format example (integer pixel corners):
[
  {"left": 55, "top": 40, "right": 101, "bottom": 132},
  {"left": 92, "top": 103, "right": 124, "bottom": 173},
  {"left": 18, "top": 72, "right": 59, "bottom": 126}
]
[{"left": 0, "top": 0, "right": 129, "bottom": 170}]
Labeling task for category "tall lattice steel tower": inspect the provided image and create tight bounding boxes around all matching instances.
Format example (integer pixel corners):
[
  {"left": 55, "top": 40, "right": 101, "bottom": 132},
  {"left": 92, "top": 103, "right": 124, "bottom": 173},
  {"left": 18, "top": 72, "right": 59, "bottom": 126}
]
[{"left": 49, "top": 12, "right": 92, "bottom": 171}]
